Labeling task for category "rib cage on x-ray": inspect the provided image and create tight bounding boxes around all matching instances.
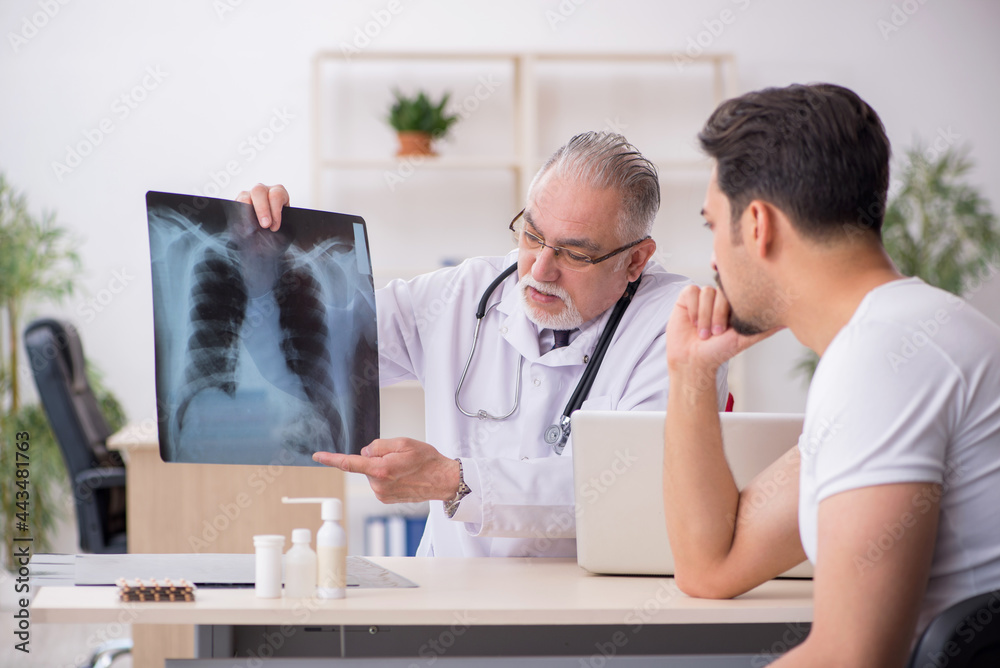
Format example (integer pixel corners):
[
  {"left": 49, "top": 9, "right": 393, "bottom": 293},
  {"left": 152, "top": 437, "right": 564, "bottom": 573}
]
[
  {"left": 176, "top": 245, "right": 248, "bottom": 431},
  {"left": 273, "top": 257, "right": 343, "bottom": 450},
  {"left": 147, "top": 193, "right": 378, "bottom": 465}
]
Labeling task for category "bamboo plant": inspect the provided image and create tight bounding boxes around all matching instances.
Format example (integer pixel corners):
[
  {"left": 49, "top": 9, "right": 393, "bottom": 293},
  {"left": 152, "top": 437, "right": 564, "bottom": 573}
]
[{"left": 0, "top": 174, "right": 123, "bottom": 571}]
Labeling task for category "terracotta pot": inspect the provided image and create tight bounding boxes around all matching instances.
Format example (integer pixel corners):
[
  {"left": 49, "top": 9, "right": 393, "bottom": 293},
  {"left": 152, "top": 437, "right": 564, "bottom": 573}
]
[{"left": 396, "top": 131, "right": 436, "bottom": 157}]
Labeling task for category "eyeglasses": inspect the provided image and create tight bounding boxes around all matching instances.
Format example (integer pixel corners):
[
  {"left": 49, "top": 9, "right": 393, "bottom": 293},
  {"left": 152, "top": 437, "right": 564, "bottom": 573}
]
[{"left": 508, "top": 209, "right": 648, "bottom": 271}]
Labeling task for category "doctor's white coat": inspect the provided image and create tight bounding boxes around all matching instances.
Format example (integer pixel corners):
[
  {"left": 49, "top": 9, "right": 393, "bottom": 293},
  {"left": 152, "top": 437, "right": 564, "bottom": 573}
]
[{"left": 376, "top": 249, "right": 728, "bottom": 557}]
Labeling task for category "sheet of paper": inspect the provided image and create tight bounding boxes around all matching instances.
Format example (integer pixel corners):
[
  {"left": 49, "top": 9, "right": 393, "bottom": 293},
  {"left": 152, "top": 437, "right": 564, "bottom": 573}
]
[{"left": 44, "top": 553, "right": 417, "bottom": 588}]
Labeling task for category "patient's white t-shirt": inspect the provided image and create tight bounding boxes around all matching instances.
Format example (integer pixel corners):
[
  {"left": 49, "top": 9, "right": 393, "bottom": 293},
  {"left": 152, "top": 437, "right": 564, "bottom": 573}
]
[{"left": 798, "top": 278, "right": 1000, "bottom": 634}]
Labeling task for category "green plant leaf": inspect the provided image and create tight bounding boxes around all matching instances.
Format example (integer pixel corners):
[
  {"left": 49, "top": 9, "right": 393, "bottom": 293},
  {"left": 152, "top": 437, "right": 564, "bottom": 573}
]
[{"left": 385, "top": 89, "right": 460, "bottom": 138}]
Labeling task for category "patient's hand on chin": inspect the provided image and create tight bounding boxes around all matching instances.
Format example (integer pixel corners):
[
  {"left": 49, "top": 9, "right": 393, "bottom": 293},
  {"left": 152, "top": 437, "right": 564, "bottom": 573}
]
[{"left": 235, "top": 183, "right": 290, "bottom": 232}]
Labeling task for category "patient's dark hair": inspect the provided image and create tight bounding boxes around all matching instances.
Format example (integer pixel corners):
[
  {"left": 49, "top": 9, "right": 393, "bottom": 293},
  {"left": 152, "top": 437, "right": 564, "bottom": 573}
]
[{"left": 698, "top": 83, "right": 891, "bottom": 242}]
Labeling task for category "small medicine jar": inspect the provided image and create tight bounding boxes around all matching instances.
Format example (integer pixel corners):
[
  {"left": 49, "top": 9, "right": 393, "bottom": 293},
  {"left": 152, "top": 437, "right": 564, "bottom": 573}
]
[{"left": 253, "top": 534, "right": 285, "bottom": 599}]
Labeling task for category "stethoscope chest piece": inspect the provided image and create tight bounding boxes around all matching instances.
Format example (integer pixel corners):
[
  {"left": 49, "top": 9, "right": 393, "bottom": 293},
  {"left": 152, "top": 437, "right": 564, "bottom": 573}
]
[{"left": 544, "top": 415, "right": 572, "bottom": 455}]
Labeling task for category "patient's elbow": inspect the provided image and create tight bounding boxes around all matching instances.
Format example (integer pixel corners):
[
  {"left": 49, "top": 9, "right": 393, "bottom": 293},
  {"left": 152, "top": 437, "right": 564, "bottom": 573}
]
[{"left": 673, "top": 568, "right": 743, "bottom": 600}]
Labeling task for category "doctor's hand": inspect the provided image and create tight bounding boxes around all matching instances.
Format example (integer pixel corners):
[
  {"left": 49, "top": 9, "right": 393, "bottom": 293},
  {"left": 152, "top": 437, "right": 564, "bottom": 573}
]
[
  {"left": 235, "top": 183, "right": 290, "bottom": 231},
  {"left": 666, "top": 285, "right": 779, "bottom": 374},
  {"left": 312, "top": 438, "right": 461, "bottom": 504}
]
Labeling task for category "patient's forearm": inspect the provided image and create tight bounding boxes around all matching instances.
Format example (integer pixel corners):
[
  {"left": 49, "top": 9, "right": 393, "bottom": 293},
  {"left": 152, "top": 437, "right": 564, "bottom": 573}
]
[{"left": 663, "top": 363, "right": 741, "bottom": 593}]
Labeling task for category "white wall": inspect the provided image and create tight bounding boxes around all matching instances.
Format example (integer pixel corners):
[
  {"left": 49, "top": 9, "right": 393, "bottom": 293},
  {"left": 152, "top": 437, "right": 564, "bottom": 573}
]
[{"left": 2, "top": 0, "right": 998, "bottom": 424}]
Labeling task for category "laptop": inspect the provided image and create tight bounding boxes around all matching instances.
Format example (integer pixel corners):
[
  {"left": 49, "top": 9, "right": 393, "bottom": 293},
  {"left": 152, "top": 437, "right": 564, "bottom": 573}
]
[{"left": 572, "top": 410, "right": 813, "bottom": 578}]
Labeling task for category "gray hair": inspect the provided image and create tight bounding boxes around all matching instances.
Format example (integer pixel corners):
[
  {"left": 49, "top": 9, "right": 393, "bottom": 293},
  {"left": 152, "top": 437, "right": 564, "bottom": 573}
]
[{"left": 526, "top": 131, "right": 660, "bottom": 243}]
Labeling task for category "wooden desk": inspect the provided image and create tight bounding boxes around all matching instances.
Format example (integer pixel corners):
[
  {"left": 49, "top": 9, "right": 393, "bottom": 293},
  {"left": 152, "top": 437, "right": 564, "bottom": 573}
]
[
  {"left": 107, "top": 423, "right": 345, "bottom": 666},
  {"left": 34, "top": 557, "right": 813, "bottom": 663}
]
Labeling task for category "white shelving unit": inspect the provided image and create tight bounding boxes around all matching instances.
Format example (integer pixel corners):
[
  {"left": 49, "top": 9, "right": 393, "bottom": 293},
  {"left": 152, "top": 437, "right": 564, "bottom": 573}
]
[{"left": 311, "top": 50, "right": 737, "bottom": 218}]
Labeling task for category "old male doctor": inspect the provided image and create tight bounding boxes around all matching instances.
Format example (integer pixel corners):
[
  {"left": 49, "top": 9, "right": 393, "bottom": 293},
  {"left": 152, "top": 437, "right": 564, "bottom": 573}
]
[{"left": 240, "top": 131, "right": 728, "bottom": 557}]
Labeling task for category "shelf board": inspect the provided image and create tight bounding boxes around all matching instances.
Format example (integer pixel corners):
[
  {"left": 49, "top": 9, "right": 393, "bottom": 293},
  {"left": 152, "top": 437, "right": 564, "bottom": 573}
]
[
  {"left": 314, "top": 51, "right": 735, "bottom": 66},
  {"left": 322, "top": 157, "right": 707, "bottom": 173},
  {"left": 320, "top": 156, "right": 522, "bottom": 170},
  {"left": 651, "top": 158, "right": 712, "bottom": 172},
  {"left": 520, "top": 157, "right": 709, "bottom": 173},
  {"left": 381, "top": 379, "right": 424, "bottom": 391}
]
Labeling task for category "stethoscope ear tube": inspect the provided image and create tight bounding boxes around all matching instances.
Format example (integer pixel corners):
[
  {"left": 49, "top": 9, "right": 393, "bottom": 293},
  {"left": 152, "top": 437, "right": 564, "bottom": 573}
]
[
  {"left": 548, "top": 275, "right": 642, "bottom": 455},
  {"left": 562, "top": 277, "right": 640, "bottom": 415},
  {"left": 476, "top": 262, "right": 519, "bottom": 319},
  {"left": 455, "top": 262, "right": 522, "bottom": 421}
]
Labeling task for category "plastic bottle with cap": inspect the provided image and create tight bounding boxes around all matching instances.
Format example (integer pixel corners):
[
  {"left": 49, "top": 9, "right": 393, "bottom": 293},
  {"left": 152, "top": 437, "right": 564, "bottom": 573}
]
[
  {"left": 284, "top": 528, "right": 317, "bottom": 598},
  {"left": 282, "top": 497, "right": 346, "bottom": 599}
]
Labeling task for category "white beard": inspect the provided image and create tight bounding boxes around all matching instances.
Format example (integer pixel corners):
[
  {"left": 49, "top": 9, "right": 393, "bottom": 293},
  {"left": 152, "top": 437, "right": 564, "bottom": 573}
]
[{"left": 517, "top": 274, "right": 584, "bottom": 330}]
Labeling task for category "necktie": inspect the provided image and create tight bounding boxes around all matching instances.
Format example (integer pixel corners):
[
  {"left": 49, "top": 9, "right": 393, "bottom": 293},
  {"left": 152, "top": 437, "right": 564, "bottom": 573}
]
[{"left": 553, "top": 329, "right": 571, "bottom": 349}]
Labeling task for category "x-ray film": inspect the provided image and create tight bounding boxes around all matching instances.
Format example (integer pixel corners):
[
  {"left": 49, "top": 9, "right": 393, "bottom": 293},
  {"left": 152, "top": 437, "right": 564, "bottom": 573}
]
[{"left": 146, "top": 191, "right": 379, "bottom": 465}]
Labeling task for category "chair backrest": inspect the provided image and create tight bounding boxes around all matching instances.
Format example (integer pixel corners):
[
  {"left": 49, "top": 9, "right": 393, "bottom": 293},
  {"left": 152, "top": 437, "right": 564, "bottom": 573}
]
[
  {"left": 908, "top": 590, "right": 1000, "bottom": 668},
  {"left": 23, "top": 319, "right": 117, "bottom": 480}
]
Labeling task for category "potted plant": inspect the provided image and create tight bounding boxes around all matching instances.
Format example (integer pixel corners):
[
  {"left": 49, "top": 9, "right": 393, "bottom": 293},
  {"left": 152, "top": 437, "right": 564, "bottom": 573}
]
[
  {"left": 386, "top": 89, "right": 460, "bottom": 157},
  {"left": 0, "top": 173, "right": 125, "bottom": 571},
  {"left": 795, "top": 142, "right": 1000, "bottom": 380}
]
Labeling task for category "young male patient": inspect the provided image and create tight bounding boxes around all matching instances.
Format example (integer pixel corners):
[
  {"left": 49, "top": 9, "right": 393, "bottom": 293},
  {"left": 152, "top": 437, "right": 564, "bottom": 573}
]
[{"left": 663, "top": 83, "right": 1000, "bottom": 666}]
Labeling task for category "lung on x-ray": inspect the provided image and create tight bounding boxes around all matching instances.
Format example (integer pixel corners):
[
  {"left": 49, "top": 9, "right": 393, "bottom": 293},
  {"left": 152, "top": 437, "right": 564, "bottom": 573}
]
[{"left": 146, "top": 191, "right": 379, "bottom": 465}]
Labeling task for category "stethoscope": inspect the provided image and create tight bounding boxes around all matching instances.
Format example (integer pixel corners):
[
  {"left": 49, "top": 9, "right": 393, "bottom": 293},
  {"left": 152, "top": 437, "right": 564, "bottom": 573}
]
[{"left": 454, "top": 262, "right": 641, "bottom": 455}]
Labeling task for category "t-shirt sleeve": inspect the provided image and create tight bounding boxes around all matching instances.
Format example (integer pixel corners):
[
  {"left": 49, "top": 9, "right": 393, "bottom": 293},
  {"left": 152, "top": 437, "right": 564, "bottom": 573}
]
[{"left": 804, "top": 319, "right": 964, "bottom": 503}]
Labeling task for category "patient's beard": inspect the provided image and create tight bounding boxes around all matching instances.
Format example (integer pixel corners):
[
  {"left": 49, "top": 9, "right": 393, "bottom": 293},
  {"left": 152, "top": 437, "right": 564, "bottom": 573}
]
[{"left": 518, "top": 275, "right": 584, "bottom": 330}]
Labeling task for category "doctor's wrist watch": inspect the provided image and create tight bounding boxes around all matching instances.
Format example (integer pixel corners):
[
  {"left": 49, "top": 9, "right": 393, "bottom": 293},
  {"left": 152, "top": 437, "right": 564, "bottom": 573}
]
[{"left": 444, "top": 458, "right": 471, "bottom": 519}]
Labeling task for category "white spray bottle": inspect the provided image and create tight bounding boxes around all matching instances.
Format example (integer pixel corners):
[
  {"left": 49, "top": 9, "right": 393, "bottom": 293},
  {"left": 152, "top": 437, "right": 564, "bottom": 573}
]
[{"left": 282, "top": 497, "right": 346, "bottom": 599}]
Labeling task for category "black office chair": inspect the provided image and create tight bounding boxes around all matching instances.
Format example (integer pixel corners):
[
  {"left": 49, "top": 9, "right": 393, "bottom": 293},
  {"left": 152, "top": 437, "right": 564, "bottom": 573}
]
[
  {"left": 908, "top": 590, "right": 1000, "bottom": 668},
  {"left": 23, "top": 318, "right": 127, "bottom": 554}
]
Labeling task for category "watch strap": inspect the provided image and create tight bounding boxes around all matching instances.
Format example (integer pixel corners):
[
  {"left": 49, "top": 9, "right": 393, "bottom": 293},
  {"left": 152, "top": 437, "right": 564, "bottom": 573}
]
[{"left": 444, "top": 458, "right": 471, "bottom": 519}]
